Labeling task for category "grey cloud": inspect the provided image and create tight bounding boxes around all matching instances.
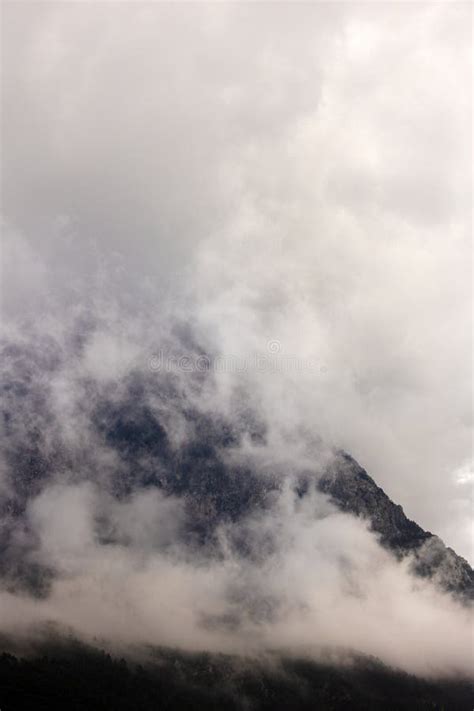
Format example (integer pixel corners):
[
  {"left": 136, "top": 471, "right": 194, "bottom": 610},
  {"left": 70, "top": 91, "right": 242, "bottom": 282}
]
[
  {"left": 2, "top": 0, "right": 471, "bottom": 552},
  {"left": 0, "top": 0, "right": 472, "bottom": 678}
]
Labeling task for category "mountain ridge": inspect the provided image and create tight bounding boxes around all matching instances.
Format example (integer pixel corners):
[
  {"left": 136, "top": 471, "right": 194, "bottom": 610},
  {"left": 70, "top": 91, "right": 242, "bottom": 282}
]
[{"left": 319, "top": 452, "right": 473, "bottom": 601}]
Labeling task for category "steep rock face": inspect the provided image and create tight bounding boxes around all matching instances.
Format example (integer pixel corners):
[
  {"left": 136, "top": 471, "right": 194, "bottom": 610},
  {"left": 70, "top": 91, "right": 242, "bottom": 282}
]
[{"left": 319, "top": 453, "right": 474, "bottom": 601}]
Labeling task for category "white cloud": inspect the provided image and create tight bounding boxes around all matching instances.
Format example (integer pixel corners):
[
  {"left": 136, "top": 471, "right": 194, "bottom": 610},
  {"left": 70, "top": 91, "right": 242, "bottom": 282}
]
[
  {"left": 1, "top": 482, "right": 471, "bottom": 676},
  {"left": 0, "top": 0, "right": 472, "bottom": 672}
]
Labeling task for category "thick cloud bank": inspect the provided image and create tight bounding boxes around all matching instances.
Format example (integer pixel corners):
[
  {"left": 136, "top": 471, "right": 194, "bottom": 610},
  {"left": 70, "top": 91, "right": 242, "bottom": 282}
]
[
  {"left": 0, "top": 321, "right": 472, "bottom": 677},
  {"left": 1, "top": 0, "right": 472, "bottom": 679}
]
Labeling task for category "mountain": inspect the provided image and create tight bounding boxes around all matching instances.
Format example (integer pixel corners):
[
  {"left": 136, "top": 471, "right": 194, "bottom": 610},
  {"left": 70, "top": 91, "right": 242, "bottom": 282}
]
[
  {"left": 1, "top": 336, "right": 473, "bottom": 708},
  {"left": 319, "top": 453, "right": 474, "bottom": 601},
  {"left": 0, "top": 338, "right": 472, "bottom": 603}
]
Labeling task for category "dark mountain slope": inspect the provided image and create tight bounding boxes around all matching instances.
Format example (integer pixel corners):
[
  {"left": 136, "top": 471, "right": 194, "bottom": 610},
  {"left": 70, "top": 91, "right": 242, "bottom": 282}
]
[
  {"left": 0, "top": 641, "right": 472, "bottom": 711},
  {"left": 320, "top": 452, "right": 474, "bottom": 600}
]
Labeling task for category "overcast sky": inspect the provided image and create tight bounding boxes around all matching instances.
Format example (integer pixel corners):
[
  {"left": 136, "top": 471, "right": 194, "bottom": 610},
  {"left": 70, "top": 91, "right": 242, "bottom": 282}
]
[{"left": 1, "top": 1, "right": 472, "bottom": 563}]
